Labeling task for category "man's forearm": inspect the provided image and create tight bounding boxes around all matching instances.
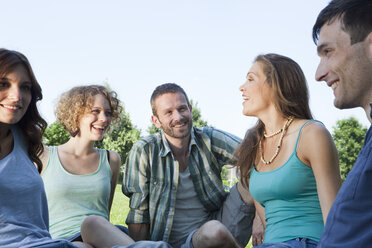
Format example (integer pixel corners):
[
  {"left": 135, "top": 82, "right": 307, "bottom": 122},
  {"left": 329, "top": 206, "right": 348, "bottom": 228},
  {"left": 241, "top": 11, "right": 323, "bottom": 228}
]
[{"left": 128, "top": 223, "right": 150, "bottom": 241}]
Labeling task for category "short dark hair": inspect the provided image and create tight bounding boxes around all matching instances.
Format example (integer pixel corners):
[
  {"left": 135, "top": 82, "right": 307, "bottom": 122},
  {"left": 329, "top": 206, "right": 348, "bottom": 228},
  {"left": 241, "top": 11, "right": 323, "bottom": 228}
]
[
  {"left": 150, "top": 83, "right": 190, "bottom": 116},
  {"left": 313, "top": 0, "right": 372, "bottom": 45}
]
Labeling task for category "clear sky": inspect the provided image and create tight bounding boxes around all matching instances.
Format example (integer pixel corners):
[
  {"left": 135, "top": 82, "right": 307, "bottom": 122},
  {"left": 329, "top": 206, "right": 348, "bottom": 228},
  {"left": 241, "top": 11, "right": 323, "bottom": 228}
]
[{"left": 2, "top": 0, "right": 369, "bottom": 138}]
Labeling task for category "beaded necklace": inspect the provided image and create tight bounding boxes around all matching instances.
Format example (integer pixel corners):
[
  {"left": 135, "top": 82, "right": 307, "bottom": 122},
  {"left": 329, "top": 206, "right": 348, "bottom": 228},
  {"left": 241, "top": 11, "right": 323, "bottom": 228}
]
[
  {"left": 259, "top": 117, "right": 294, "bottom": 165},
  {"left": 263, "top": 128, "right": 282, "bottom": 138}
]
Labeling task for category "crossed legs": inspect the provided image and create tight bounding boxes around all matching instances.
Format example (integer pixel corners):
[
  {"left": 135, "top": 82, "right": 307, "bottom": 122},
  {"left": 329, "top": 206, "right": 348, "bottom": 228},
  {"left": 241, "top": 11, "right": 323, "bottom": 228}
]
[{"left": 81, "top": 215, "right": 135, "bottom": 248}]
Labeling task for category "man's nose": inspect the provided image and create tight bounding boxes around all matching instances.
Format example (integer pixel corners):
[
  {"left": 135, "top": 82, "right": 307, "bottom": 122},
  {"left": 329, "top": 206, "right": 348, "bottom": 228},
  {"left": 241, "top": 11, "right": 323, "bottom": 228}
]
[{"left": 315, "top": 60, "right": 328, "bottom": 82}]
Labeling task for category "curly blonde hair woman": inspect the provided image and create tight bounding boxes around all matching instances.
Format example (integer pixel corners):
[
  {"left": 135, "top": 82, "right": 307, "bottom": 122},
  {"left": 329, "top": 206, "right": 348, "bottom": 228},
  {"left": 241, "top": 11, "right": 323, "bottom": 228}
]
[{"left": 40, "top": 85, "right": 129, "bottom": 242}]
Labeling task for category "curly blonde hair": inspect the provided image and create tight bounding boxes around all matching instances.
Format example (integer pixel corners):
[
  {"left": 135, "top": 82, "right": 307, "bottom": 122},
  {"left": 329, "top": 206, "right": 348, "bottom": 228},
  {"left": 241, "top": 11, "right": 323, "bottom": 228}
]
[{"left": 55, "top": 85, "right": 122, "bottom": 137}]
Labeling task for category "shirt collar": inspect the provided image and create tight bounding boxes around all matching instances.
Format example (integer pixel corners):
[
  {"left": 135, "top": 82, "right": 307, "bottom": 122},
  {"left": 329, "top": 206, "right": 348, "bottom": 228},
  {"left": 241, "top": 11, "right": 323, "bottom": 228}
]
[
  {"left": 159, "top": 127, "right": 197, "bottom": 157},
  {"left": 370, "top": 103, "right": 372, "bottom": 119}
]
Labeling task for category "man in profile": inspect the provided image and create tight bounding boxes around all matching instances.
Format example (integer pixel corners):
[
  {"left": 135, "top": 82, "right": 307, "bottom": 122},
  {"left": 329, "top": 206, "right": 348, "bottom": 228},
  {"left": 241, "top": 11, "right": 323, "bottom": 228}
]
[{"left": 313, "top": 0, "right": 372, "bottom": 246}]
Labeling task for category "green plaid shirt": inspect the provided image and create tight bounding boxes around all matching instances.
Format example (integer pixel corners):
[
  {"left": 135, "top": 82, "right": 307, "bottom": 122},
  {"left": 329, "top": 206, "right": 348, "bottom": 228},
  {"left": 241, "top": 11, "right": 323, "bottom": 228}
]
[{"left": 122, "top": 126, "right": 241, "bottom": 242}]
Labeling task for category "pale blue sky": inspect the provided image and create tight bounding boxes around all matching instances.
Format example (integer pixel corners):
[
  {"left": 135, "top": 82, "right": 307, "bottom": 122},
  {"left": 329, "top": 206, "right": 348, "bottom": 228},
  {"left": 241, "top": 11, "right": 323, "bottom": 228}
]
[{"left": 2, "top": 0, "right": 369, "bottom": 138}]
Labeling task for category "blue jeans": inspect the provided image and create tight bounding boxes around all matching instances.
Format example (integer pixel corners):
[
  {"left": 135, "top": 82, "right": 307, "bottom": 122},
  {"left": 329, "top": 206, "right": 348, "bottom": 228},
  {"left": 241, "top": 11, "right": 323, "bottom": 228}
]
[
  {"left": 34, "top": 240, "right": 78, "bottom": 248},
  {"left": 113, "top": 241, "right": 172, "bottom": 248},
  {"left": 180, "top": 229, "right": 197, "bottom": 248},
  {"left": 255, "top": 238, "right": 317, "bottom": 248}
]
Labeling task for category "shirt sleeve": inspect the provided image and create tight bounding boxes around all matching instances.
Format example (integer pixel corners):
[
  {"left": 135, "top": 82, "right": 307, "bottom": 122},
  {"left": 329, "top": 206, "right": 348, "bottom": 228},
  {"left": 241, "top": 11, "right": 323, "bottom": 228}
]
[
  {"left": 122, "top": 140, "right": 150, "bottom": 224},
  {"left": 205, "top": 127, "right": 242, "bottom": 165}
]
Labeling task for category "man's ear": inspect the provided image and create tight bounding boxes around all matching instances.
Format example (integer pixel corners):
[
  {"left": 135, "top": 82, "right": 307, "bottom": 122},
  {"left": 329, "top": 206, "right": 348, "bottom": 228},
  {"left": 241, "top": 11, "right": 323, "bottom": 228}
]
[
  {"left": 151, "top": 115, "right": 162, "bottom": 129},
  {"left": 189, "top": 104, "right": 192, "bottom": 112}
]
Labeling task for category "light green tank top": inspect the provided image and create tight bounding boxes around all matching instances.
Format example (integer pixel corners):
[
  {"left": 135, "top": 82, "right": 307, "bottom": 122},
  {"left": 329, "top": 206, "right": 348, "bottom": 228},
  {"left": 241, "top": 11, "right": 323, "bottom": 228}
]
[
  {"left": 250, "top": 120, "right": 324, "bottom": 243},
  {"left": 41, "top": 146, "right": 112, "bottom": 239}
]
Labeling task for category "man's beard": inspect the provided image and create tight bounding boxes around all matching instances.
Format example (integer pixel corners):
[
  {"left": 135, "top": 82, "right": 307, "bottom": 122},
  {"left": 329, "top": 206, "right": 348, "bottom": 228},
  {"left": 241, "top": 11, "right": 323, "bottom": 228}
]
[{"left": 160, "top": 118, "right": 192, "bottom": 139}]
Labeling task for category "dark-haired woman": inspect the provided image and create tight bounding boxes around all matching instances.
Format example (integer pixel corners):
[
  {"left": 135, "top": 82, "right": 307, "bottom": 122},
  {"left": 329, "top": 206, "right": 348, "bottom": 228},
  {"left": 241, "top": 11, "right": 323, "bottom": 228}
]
[
  {"left": 0, "top": 48, "right": 91, "bottom": 248},
  {"left": 236, "top": 53, "right": 341, "bottom": 247}
]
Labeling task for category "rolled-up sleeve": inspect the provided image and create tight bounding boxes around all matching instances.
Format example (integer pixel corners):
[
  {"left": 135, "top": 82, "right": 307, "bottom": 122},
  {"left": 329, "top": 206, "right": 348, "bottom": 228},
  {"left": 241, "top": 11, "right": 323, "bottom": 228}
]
[
  {"left": 122, "top": 141, "right": 151, "bottom": 224},
  {"left": 204, "top": 127, "right": 242, "bottom": 165}
]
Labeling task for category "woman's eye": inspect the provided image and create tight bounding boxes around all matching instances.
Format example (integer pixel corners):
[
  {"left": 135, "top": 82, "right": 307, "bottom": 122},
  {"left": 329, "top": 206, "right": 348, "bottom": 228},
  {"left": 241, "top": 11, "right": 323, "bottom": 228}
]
[
  {"left": 0, "top": 81, "right": 9, "bottom": 89},
  {"left": 21, "top": 84, "right": 32, "bottom": 91}
]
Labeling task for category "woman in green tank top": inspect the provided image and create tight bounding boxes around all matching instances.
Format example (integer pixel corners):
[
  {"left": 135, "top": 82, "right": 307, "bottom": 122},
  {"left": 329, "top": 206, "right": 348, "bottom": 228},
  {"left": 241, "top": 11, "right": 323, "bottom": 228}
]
[
  {"left": 40, "top": 85, "right": 136, "bottom": 247},
  {"left": 235, "top": 54, "right": 342, "bottom": 247}
]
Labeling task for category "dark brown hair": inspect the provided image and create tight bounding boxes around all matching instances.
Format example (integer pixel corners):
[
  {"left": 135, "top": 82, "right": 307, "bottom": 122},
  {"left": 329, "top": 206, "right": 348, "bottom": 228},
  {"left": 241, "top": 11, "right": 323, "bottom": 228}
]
[
  {"left": 236, "top": 53, "right": 313, "bottom": 188},
  {"left": 0, "top": 48, "right": 47, "bottom": 173},
  {"left": 150, "top": 83, "right": 190, "bottom": 116},
  {"left": 313, "top": 0, "right": 372, "bottom": 45}
]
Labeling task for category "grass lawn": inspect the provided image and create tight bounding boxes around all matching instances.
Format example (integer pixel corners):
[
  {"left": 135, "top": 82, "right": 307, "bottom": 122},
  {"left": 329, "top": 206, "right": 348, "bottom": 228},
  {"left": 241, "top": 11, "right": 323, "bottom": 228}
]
[
  {"left": 110, "top": 184, "right": 129, "bottom": 226},
  {"left": 110, "top": 184, "right": 253, "bottom": 247}
]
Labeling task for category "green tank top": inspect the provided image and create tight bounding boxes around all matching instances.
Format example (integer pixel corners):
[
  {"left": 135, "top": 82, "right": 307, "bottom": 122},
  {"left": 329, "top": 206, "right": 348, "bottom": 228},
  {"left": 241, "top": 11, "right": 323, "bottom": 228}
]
[
  {"left": 249, "top": 120, "right": 323, "bottom": 243},
  {"left": 41, "top": 146, "right": 112, "bottom": 239}
]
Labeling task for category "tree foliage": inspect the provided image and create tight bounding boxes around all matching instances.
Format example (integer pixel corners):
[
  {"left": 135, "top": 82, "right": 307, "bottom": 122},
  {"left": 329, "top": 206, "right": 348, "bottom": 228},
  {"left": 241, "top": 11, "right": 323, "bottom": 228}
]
[
  {"left": 96, "top": 106, "right": 141, "bottom": 169},
  {"left": 43, "top": 121, "right": 70, "bottom": 146},
  {"left": 332, "top": 117, "right": 367, "bottom": 181},
  {"left": 147, "top": 99, "right": 209, "bottom": 134},
  {"left": 190, "top": 100, "right": 208, "bottom": 128}
]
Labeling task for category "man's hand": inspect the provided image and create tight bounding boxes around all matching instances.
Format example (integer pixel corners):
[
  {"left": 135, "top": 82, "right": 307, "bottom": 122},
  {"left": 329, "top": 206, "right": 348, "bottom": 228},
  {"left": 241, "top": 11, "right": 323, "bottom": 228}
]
[
  {"left": 128, "top": 223, "right": 150, "bottom": 241},
  {"left": 252, "top": 213, "right": 264, "bottom": 246}
]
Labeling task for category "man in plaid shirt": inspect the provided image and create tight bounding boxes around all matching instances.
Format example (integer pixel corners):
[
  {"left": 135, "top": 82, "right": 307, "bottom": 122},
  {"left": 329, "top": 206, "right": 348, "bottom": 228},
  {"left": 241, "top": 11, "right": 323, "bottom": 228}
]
[{"left": 123, "top": 83, "right": 256, "bottom": 248}]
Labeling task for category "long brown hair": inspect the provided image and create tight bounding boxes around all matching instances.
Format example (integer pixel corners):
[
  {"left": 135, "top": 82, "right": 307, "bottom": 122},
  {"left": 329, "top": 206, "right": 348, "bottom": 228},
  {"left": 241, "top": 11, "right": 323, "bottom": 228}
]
[
  {"left": 0, "top": 48, "right": 47, "bottom": 173},
  {"left": 236, "top": 53, "right": 313, "bottom": 188}
]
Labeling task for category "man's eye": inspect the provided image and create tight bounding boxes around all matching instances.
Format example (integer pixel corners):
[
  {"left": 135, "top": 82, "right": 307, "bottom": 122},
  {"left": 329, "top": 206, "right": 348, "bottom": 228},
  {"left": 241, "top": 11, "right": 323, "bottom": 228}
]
[{"left": 324, "top": 49, "right": 332, "bottom": 56}]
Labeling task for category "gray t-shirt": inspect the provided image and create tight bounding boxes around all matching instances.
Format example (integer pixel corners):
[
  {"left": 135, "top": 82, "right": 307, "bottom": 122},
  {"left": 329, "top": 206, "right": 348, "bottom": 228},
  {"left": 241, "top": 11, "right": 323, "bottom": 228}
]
[{"left": 168, "top": 167, "right": 210, "bottom": 248}]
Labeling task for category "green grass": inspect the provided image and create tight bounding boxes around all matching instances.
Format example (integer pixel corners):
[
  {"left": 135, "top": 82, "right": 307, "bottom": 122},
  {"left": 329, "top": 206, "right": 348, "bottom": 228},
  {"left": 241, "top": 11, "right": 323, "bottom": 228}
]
[
  {"left": 110, "top": 184, "right": 252, "bottom": 247},
  {"left": 110, "top": 184, "right": 129, "bottom": 226}
]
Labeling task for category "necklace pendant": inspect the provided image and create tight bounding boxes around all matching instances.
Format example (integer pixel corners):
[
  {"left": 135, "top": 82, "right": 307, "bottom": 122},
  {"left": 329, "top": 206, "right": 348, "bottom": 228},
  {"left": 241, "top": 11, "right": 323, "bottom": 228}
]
[{"left": 260, "top": 116, "right": 294, "bottom": 165}]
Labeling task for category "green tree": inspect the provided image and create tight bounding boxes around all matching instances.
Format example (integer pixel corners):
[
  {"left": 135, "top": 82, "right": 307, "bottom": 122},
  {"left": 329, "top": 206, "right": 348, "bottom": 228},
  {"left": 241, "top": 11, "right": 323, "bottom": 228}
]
[
  {"left": 43, "top": 121, "right": 70, "bottom": 146},
  {"left": 190, "top": 100, "right": 208, "bottom": 128},
  {"left": 147, "top": 123, "right": 160, "bottom": 135},
  {"left": 332, "top": 117, "right": 367, "bottom": 181},
  {"left": 147, "top": 99, "right": 209, "bottom": 134},
  {"left": 96, "top": 105, "right": 141, "bottom": 181}
]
